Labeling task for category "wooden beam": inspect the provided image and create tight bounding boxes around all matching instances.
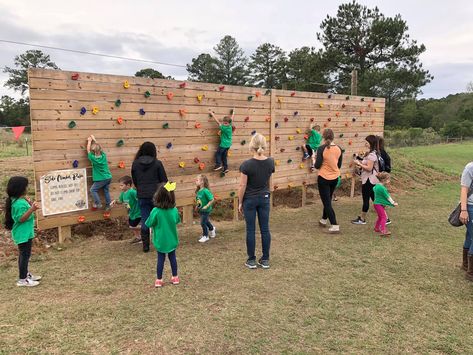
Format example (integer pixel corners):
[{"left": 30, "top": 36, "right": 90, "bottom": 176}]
[
  {"left": 301, "top": 185, "right": 307, "bottom": 207},
  {"left": 233, "top": 197, "right": 239, "bottom": 221},
  {"left": 350, "top": 176, "right": 356, "bottom": 198},
  {"left": 182, "top": 205, "right": 193, "bottom": 226},
  {"left": 58, "top": 225, "right": 71, "bottom": 244}
]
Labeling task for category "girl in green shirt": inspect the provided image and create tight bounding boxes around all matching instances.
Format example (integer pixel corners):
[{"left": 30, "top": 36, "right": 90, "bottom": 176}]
[
  {"left": 145, "top": 182, "right": 181, "bottom": 288},
  {"left": 195, "top": 175, "right": 215, "bottom": 243},
  {"left": 373, "top": 172, "right": 398, "bottom": 236},
  {"left": 4, "top": 176, "right": 42, "bottom": 287},
  {"left": 87, "top": 135, "right": 112, "bottom": 211}
]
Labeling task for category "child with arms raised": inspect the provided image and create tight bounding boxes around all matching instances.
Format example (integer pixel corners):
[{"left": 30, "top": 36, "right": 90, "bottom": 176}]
[
  {"left": 301, "top": 123, "right": 322, "bottom": 172},
  {"left": 87, "top": 135, "right": 112, "bottom": 211},
  {"left": 209, "top": 108, "right": 234, "bottom": 173}
]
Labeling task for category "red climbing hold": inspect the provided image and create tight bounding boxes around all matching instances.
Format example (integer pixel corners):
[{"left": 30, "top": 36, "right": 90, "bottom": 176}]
[
  {"left": 179, "top": 82, "right": 186, "bottom": 88},
  {"left": 71, "top": 73, "right": 79, "bottom": 80},
  {"left": 219, "top": 85, "right": 225, "bottom": 91}
]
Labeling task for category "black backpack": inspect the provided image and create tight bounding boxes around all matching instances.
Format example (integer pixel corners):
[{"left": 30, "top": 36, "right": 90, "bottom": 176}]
[{"left": 378, "top": 150, "right": 391, "bottom": 173}]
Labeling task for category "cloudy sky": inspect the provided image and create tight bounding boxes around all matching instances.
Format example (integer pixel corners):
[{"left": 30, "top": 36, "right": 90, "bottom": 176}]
[{"left": 0, "top": 0, "right": 472, "bottom": 99}]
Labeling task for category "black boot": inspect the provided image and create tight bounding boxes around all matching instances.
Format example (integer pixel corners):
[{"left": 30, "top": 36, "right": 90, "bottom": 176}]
[
  {"left": 466, "top": 254, "right": 473, "bottom": 282},
  {"left": 141, "top": 231, "right": 150, "bottom": 253},
  {"left": 462, "top": 248, "right": 469, "bottom": 271}
]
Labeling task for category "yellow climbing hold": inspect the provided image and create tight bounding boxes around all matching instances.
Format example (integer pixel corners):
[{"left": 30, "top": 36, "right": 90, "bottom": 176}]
[
  {"left": 296, "top": 128, "right": 302, "bottom": 134},
  {"left": 288, "top": 135, "right": 294, "bottom": 140},
  {"left": 179, "top": 162, "right": 186, "bottom": 168},
  {"left": 201, "top": 145, "right": 208, "bottom": 151},
  {"left": 123, "top": 80, "right": 130, "bottom": 89},
  {"left": 227, "top": 150, "right": 232, "bottom": 157},
  {"left": 196, "top": 95, "right": 203, "bottom": 103},
  {"left": 92, "top": 107, "right": 99, "bottom": 115},
  {"left": 319, "top": 103, "right": 324, "bottom": 108},
  {"left": 277, "top": 97, "right": 283, "bottom": 103},
  {"left": 299, "top": 163, "right": 305, "bottom": 169},
  {"left": 275, "top": 160, "right": 280, "bottom": 166}
]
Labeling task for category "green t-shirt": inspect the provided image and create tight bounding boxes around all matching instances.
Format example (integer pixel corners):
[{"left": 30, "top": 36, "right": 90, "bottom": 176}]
[
  {"left": 11, "top": 198, "right": 34, "bottom": 245},
  {"left": 196, "top": 188, "right": 214, "bottom": 213},
  {"left": 373, "top": 184, "right": 394, "bottom": 207},
  {"left": 145, "top": 207, "right": 181, "bottom": 253},
  {"left": 88, "top": 152, "right": 112, "bottom": 181},
  {"left": 307, "top": 129, "right": 322, "bottom": 150},
  {"left": 119, "top": 188, "right": 141, "bottom": 220},
  {"left": 220, "top": 124, "right": 233, "bottom": 148}
]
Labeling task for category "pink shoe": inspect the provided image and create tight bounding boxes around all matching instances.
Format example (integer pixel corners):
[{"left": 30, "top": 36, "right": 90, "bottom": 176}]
[
  {"left": 374, "top": 228, "right": 380, "bottom": 233},
  {"left": 171, "top": 276, "right": 180, "bottom": 285},
  {"left": 154, "top": 279, "right": 164, "bottom": 288}
]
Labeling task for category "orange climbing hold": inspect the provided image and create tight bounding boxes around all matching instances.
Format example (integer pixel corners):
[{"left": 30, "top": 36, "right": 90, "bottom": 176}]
[
  {"left": 103, "top": 212, "right": 111, "bottom": 219},
  {"left": 118, "top": 161, "right": 125, "bottom": 169},
  {"left": 179, "top": 109, "right": 187, "bottom": 117},
  {"left": 199, "top": 162, "right": 205, "bottom": 170},
  {"left": 195, "top": 122, "right": 202, "bottom": 128},
  {"left": 167, "top": 92, "right": 174, "bottom": 100},
  {"left": 265, "top": 116, "right": 271, "bottom": 122},
  {"left": 77, "top": 216, "right": 86, "bottom": 223},
  {"left": 255, "top": 91, "right": 261, "bottom": 98},
  {"left": 277, "top": 97, "right": 283, "bottom": 103},
  {"left": 244, "top": 116, "right": 250, "bottom": 122},
  {"left": 117, "top": 117, "right": 123, "bottom": 125}
]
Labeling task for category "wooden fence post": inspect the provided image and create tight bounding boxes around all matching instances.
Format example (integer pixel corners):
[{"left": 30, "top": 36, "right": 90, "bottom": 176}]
[
  {"left": 233, "top": 197, "right": 239, "bottom": 221},
  {"left": 350, "top": 176, "right": 356, "bottom": 198},
  {"left": 58, "top": 225, "right": 71, "bottom": 244}
]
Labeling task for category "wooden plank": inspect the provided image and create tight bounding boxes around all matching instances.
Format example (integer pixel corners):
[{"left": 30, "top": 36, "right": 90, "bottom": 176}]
[
  {"left": 58, "top": 225, "right": 71, "bottom": 244},
  {"left": 233, "top": 197, "right": 239, "bottom": 221},
  {"left": 182, "top": 205, "right": 193, "bottom": 225}
]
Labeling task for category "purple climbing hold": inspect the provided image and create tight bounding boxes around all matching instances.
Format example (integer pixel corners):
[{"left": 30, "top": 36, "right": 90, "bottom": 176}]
[
  {"left": 80, "top": 107, "right": 86, "bottom": 115},
  {"left": 72, "top": 160, "right": 79, "bottom": 168}
]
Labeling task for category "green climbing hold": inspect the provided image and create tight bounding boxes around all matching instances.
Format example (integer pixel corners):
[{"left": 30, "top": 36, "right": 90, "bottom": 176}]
[
  {"left": 162, "top": 123, "right": 169, "bottom": 129},
  {"left": 230, "top": 191, "right": 236, "bottom": 197},
  {"left": 144, "top": 91, "right": 151, "bottom": 98},
  {"left": 264, "top": 89, "right": 271, "bottom": 95},
  {"left": 287, "top": 159, "right": 293, "bottom": 163},
  {"left": 115, "top": 99, "right": 121, "bottom": 107},
  {"left": 339, "top": 133, "right": 344, "bottom": 138},
  {"left": 68, "top": 121, "right": 76, "bottom": 129},
  {"left": 116, "top": 139, "right": 125, "bottom": 147},
  {"left": 240, "top": 140, "right": 246, "bottom": 145},
  {"left": 247, "top": 96, "right": 253, "bottom": 101}
]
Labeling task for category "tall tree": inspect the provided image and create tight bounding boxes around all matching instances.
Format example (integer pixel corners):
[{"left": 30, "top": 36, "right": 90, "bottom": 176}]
[
  {"left": 3, "top": 50, "right": 59, "bottom": 95},
  {"left": 0, "top": 96, "right": 30, "bottom": 127},
  {"left": 213, "top": 35, "right": 249, "bottom": 85},
  {"left": 317, "top": 1, "right": 433, "bottom": 104},
  {"left": 248, "top": 43, "right": 287, "bottom": 88},
  {"left": 286, "top": 47, "right": 329, "bottom": 92},
  {"left": 135, "top": 68, "right": 173, "bottom": 80},
  {"left": 186, "top": 53, "right": 220, "bottom": 83}
]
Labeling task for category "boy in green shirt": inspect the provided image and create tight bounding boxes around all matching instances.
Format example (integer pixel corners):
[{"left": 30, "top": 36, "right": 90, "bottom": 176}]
[
  {"left": 210, "top": 108, "right": 235, "bottom": 173},
  {"left": 87, "top": 135, "right": 112, "bottom": 211},
  {"left": 302, "top": 124, "right": 322, "bottom": 172},
  {"left": 373, "top": 172, "right": 398, "bottom": 236},
  {"left": 111, "top": 176, "right": 142, "bottom": 243}
]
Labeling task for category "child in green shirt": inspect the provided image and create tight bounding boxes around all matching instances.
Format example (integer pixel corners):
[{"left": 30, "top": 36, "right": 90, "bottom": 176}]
[
  {"left": 145, "top": 182, "right": 181, "bottom": 287},
  {"left": 87, "top": 135, "right": 112, "bottom": 211},
  {"left": 373, "top": 172, "right": 398, "bottom": 236},
  {"left": 302, "top": 124, "right": 322, "bottom": 172},
  {"left": 111, "top": 176, "right": 142, "bottom": 244},
  {"left": 195, "top": 175, "right": 215, "bottom": 243},
  {"left": 4, "top": 176, "right": 42, "bottom": 287},
  {"left": 210, "top": 108, "right": 235, "bottom": 174}
]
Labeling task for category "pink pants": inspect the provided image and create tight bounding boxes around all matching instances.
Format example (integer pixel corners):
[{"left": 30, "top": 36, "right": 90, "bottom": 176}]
[{"left": 374, "top": 204, "right": 388, "bottom": 233}]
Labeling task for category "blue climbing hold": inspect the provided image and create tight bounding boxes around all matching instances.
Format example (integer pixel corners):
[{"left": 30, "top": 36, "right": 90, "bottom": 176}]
[
  {"left": 166, "top": 142, "right": 173, "bottom": 149},
  {"left": 139, "top": 108, "right": 145, "bottom": 115},
  {"left": 80, "top": 107, "right": 86, "bottom": 115},
  {"left": 72, "top": 160, "right": 79, "bottom": 168},
  {"left": 251, "top": 130, "right": 256, "bottom": 136}
]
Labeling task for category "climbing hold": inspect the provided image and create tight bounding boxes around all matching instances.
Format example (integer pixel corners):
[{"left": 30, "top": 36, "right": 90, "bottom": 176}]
[
  {"left": 371, "top": 120, "right": 375, "bottom": 124},
  {"left": 361, "top": 98, "right": 365, "bottom": 102},
  {"left": 296, "top": 146, "right": 301, "bottom": 151},
  {"left": 280, "top": 148, "right": 285, "bottom": 153},
  {"left": 193, "top": 157, "right": 200, "bottom": 164},
  {"left": 139, "top": 108, "right": 146, "bottom": 115},
  {"left": 275, "top": 122, "right": 279, "bottom": 128},
  {"left": 339, "top": 133, "right": 344, "bottom": 138},
  {"left": 195, "top": 122, "right": 202, "bottom": 129},
  {"left": 284, "top": 117, "right": 289, "bottom": 122},
  {"left": 80, "top": 107, "right": 87, "bottom": 115},
  {"left": 71, "top": 73, "right": 79, "bottom": 80},
  {"left": 115, "top": 99, "right": 121, "bottom": 107},
  {"left": 287, "top": 159, "right": 293, "bottom": 163},
  {"left": 265, "top": 116, "right": 271, "bottom": 122},
  {"left": 230, "top": 191, "right": 236, "bottom": 197},
  {"left": 310, "top": 117, "right": 315, "bottom": 122},
  {"left": 251, "top": 130, "right": 256, "bottom": 136},
  {"left": 288, "top": 136, "right": 294, "bottom": 140},
  {"left": 319, "top": 103, "right": 324, "bottom": 108},
  {"left": 196, "top": 95, "right": 203, "bottom": 103},
  {"left": 342, "top": 103, "right": 346, "bottom": 109},
  {"left": 118, "top": 161, "right": 125, "bottom": 169},
  {"left": 116, "top": 139, "right": 125, "bottom": 147},
  {"left": 355, "top": 133, "right": 359, "bottom": 137},
  {"left": 294, "top": 111, "right": 299, "bottom": 116},
  {"left": 178, "top": 162, "right": 185, "bottom": 168},
  {"left": 144, "top": 91, "right": 151, "bottom": 98},
  {"left": 374, "top": 108, "right": 378, "bottom": 112},
  {"left": 77, "top": 216, "right": 86, "bottom": 223},
  {"left": 336, "top": 112, "right": 340, "bottom": 117},
  {"left": 167, "top": 92, "right": 174, "bottom": 100},
  {"left": 166, "top": 142, "right": 173, "bottom": 149},
  {"left": 162, "top": 123, "right": 169, "bottom": 129},
  {"left": 219, "top": 85, "right": 225, "bottom": 91},
  {"left": 372, "top": 98, "right": 376, "bottom": 102},
  {"left": 324, "top": 123, "right": 328, "bottom": 128},
  {"left": 290, "top": 92, "right": 296, "bottom": 97},
  {"left": 299, "top": 163, "right": 305, "bottom": 169},
  {"left": 220, "top": 171, "right": 226, "bottom": 178},
  {"left": 244, "top": 116, "right": 250, "bottom": 122},
  {"left": 92, "top": 107, "right": 99, "bottom": 115},
  {"left": 255, "top": 91, "right": 261, "bottom": 97},
  {"left": 304, "top": 134, "right": 309, "bottom": 140},
  {"left": 227, "top": 150, "right": 232, "bottom": 157},
  {"left": 275, "top": 160, "right": 280, "bottom": 166},
  {"left": 327, "top": 117, "right": 332, "bottom": 122},
  {"left": 230, "top": 109, "right": 235, "bottom": 115},
  {"left": 296, "top": 128, "right": 302, "bottom": 134},
  {"left": 179, "top": 82, "right": 186, "bottom": 89},
  {"left": 72, "top": 160, "right": 79, "bottom": 168},
  {"left": 368, "top": 103, "right": 372, "bottom": 108},
  {"left": 199, "top": 162, "right": 205, "bottom": 170},
  {"left": 348, "top": 140, "right": 353, "bottom": 145},
  {"left": 117, "top": 117, "right": 123, "bottom": 125},
  {"left": 247, "top": 95, "right": 253, "bottom": 101},
  {"left": 345, "top": 122, "right": 349, "bottom": 127},
  {"left": 179, "top": 109, "right": 187, "bottom": 117},
  {"left": 265, "top": 89, "right": 271, "bottom": 95},
  {"left": 265, "top": 136, "right": 270, "bottom": 142},
  {"left": 275, "top": 136, "right": 280, "bottom": 141},
  {"left": 345, "top": 96, "right": 350, "bottom": 100},
  {"left": 123, "top": 80, "right": 130, "bottom": 89},
  {"left": 68, "top": 121, "right": 76, "bottom": 129},
  {"left": 328, "top": 94, "right": 332, "bottom": 99},
  {"left": 359, "top": 110, "right": 363, "bottom": 115},
  {"left": 363, "top": 123, "right": 367, "bottom": 127},
  {"left": 103, "top": 212, "right": 111, "bottom": 219},
  {"left": 352, "top": 117, "right": 356, "bottom": 122},
  {"left": 201, "top": 145, "right": 208, "bottom": 151},
  {"left": 241, "top": 140, "right": 246, "bottom": 145},
  {"left": 273, "top": 185, "right": 279, "bottom": 190}
]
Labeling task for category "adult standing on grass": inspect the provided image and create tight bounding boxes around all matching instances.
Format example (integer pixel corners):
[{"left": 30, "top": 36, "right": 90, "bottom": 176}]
[
  {"left": 132, "top": 142, "right": 168, "bottom": 253},
  {"left": 315, "top": 128, "right": 343, "bottom": 234},
  {"left": 238, "top": 133, "right": 275, "bottom": 269},
  {"left": 351, "top": 135, "right": 380, "bottom": 225},
  {"left": 459, "top": 161, "right": 473, "bottom": 281}
]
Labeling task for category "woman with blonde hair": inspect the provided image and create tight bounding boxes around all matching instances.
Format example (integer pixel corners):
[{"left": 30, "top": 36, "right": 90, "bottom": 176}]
[{"left": 238, "top": 133, "right": 275, "bottom": 269}]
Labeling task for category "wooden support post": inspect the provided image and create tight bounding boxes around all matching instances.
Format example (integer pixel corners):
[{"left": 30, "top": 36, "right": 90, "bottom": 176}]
[
  {"left": 233, "top": 197, "right": 239, "bottom": 221},
  {"left": 182, "top": 205, "right": 193, "bottom": 226},
  {"left": 351, "top": 69, "right": 358, "bottom": 96},
  {"left": 350, "top": 176, "right": 356, "bottom": 198},
  {"left": 301, "top": 185, "right": 307, "bottom": 207},
  {"left": 58, "top": 225, "right": 71, "bottom": 244}
]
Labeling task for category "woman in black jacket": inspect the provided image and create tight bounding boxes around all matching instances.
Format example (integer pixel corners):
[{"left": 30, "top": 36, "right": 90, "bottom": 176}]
[{"left": 131, "top": 142, "right": 168, "bottom": 252}]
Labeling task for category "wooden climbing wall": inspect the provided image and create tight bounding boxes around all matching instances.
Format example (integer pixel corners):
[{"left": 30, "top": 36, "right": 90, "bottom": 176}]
[{"left": 28, "top": 69, "right": 384, "bottom": 231}]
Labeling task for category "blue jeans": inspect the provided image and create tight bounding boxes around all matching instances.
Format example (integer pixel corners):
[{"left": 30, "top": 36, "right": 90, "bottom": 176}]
[
  {"left": 243, "top": 194, "right": 271, "bottom": 261},
  {"left": 215, "top": 147, "right": 229, "bottom": 170},
  {"left": 157, "top": 250, "right": 178, "bottom": 279},
  {"left": 139, "top": 198, "right": 154, "bottom": 239},
  {"left": 463, "top": 204, "right": 473, "bottom": 255},
  {"left": 90, "top": 178, "right": 112, "bottom": 207},
  {"left": 200, "top": 211, "right": 214, "bottom": 237}
]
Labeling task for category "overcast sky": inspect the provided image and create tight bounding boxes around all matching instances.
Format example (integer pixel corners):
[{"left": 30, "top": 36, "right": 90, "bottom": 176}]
[{"left": 0, "top": 0, "right": 472, "bottom": 99}]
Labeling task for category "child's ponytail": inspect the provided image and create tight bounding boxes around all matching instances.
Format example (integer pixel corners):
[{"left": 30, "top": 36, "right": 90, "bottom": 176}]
[{"left": 4, "top": 197, "right": 14, "bottom": 230}]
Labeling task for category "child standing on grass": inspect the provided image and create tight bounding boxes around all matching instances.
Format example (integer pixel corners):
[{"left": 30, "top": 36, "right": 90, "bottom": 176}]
[
  {"left": 111, "top": 176, "right": 142, "bottom": 244},
  {"left": 195, "top": 174, "right": 215, "bottom": 243},
  {"left": 145, "top": 182, "right": 181, "bottom": 288},
  {"left": 4, "top": 176, "right": 42, "bottom": 287},
  {"left": 210, "top": 108, "right": 234, "bottom": 173},
  {"left": 301, "top": 123, "right": 322, "bottom": 172},
  {"left": 373, "top": 172, "right": 398, "bottom": 236},
  {"left": 87, "top": 135, "right": 112, "bottom": 211}
]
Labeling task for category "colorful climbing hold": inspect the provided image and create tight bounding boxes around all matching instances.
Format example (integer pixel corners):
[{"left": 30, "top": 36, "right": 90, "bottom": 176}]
[
  {"left": 79, "top": 107, "right": 86, "bottom": 115},
  {"left": 116, "top": 139, "right": 125, "bottom": 147},
  {"left": 219, "top": 85, "right": 225, "bottom": 91},
  {"left": 193, "top": 157, "right": 200, "bottom": 164},
  {"left": 265, "top": 89, "right": 271, "bottom": 95},
  {"left": 244, "top": 116, "right": 250, "bottom": 122},
  {"left": 162, "top": 123, "right": 169, "bottom": 129},
  {"left": 339, "top": 133, "right": 344, "bottom": 138},
  {"left": 359, "top": 110, "right": 363, "bottom": 115},
  {"left": 355, "top": 133, "right": 359, "bottom": 137},
  {"left": 374, "top": 108, "right": 378, "bottom": 112},
  {"left": 275, "top": 122, "right": 280, "bottom": 128},
  {"left": 371, "top": 119, "right": 375, "bottom": 124},
  {"left": 68, "top": 121, "right": 76, "bottom": 129},
  {"left": 201, "top": 145, "right": 208, "bottom": 151},
  {"left": 117, "top": 117, "right": 123, "bottom": 125},
  {"left": 167, "top": 92, "right": 174, "bottom": 100},
  {"left": 372, "top": 98, "right": 376, "bottom": 102},
  {"left": 304, "top": 134, "right": 309, "bottom": 140},
  {"left": 72, "top": 160, "right": 79, "bottom": 168},
  {"left": 71, "top": 73, "right": 79, "bottom": 80},
  {"left": 284, "top": 117, "right": 289, "bottom": 123},
  {"left": 280, "top": 148, "right": 285, "bottom": 153},
  {"left": 287, "top": 159, "right": 293, "bottom": 163},
  {"left": 255, "top": 91, "right": 261, "bottom": 97},
  {"left": 277, "top": 97, "right": 283, "bottom": 104},
  {"left": 348, "top": 140, "right": 353, "bottom": 145},
  {"left": 342, "top": 103, "right": 346, "bottom": 109},
  {"left": 179, "top": 82, "right": 186, "bottom": 89},
  {"left": 336, "top": 112, "right": 340, "bottom": 117},
  {"left": 310, "top": 117, "right": 315, "bottom": 122},
  {"left": 288, "top": 136, "right": 294, "bottom": 140},
  {"left": 144, "top": 91, "right": 151, "bottom": 98},
  {"left": 361, "top": 98, "right": 365, "bottom": 102},
  {"left": 77, "top": 216, "right": 86, "bottom": 223},
  {"left": 199, "top": 162, "right": 205, "bottom": 170},
  {"left": 139, "top": 108, "right": 145, "bottom": 115},
  {"left": 166, "top": 142, "right": 173, "bottom": 149},
  {"left": 230, "top": 109, "right": 235, "bottom": 115},
  {"left": 123, "top": 80, "right": 130, "bottom": 89},
  {"left": 345, "top": 96, "right": 350, "bottom": 100},
  {"left": 299, "top": 163, "right": 305, "bottom": 169},
  {"left": 265, "top": 116, "right": 271, "bottom": 122},
  {"left": 115, "top": 99, "right": 121, "bottom": 107},
  {"left": 273, "top": 185, "right": 279, "bottom": 190},
  {"left": 345, "top": 122, "right": 349, "bottom": 127},
  {"left": 196, "top": 95, "right": 203, "bottom": 103},
  {"left": 118, "top": 161, "right": 125, "bottom": 169},
  {"left": 92, "top": 107, "right": 99, "bottom": 115},
  {"left": 294, "top": 111, "right": 299, "bottom": 116},
  {"left": 103, "top": 212, "right": 111, "bottom": 219},
  {"left": 296, "top": 128, "right": 302, "bottom": 134},
  {"left": 275, "top": 160, "right": 280, "bottom": 166},
  {"left": 327, "top": 117, "right": 332, "bottom": 122},
  {"left": 247, "top": 95, "right": 253, "bottom": 101},
  {"left": 296, "top": 146, "right": 301, "bottom": 151},
  {"left": 230, "top": 191, "right": 236, "bottom": 197},
  {"left": 195, "top": 122, "right": 202, "bottom": 129},
  {"left": 275, "top": 136, "right": 280, "bottom": 141},
  {"left": 179, "top": 162, "right": 186, "bottom": 168},
  {"left": 352, "top": 117, "right": 356, "bottom": 122},
  {"left": 232, "top": 125, "right": 236, "bottom": 132},
  {"left": 179, "top": 109, "right": 187, "bottom": 117},
  {"left": 241, "top": 140, "right": 246, "bottom": 145},
  {"left": 319, "top": 103, "right": 324, "bottom": 108},
  {"left": 328, "top": 94, "right": 332, "bottom": 99},
  {"left": 251, "top": 130, "right": 256, "bottom": 136},
  {"left": 291, "top": 92, "right": 296, "bottom": 97},
  {"left": 220, "top": 171, "right": 226, "bottom": 178},
  {"left": 324, "top": 123, "right": 328, "bottom": 128}
]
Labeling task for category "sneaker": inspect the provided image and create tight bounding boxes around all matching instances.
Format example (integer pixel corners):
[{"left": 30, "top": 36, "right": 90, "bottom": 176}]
[
  {"left": 380, "top": 231, "right": 392, "bottom": 237},
  {"left": 374, "top": 228, "right": 381, "bottom": 233},
  {"left": 303, "top": 153, "right": 310, "bottom": 160},
  {"left": 245, "top": 259, "right": 257, "bottom": 269},
  {"left": 386, "top": 219, "right": 392, "bottom": 225},
  {"left": 328, "top": 225, "right": 340, "bottom": 234},
  {"left": 214, "top": 166, "right": 223, "bottom": 171},
  {"left": 351, "top": 216, "right": 366, "bottom": 225},
  {"left": 171, "top": 276, "right": 180, "bottom": 285},
  {"left": 27, "top": 273, "right": 42, "bottom": 282},
  {"left": 319, "top": 219, "right": 328, "bottom": 227},
  {"left": 257, "top": 258, "right": 270, "bottom": 269},
  {"left": 198, "top": 235, "right": 210, "bottom": 243},
  {"left": 16, "top": 279, "right": 39, "bottom": 287},
  {"left": 209, "top": 228, "right": 216, "bottom": 238},
  {"left": 130, "top": 236, "right": 142, "bottom": 244},
  {"left": 154, "top": 279, "right": 164, "bottom": 288},
  {"left": 223, "top": 169, "right": 230, "bottom": 174}
]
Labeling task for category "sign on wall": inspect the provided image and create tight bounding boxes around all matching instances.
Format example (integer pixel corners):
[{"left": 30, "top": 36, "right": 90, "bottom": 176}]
[{"left": 40, "top": 169, "right": 88, "bottom": 216}]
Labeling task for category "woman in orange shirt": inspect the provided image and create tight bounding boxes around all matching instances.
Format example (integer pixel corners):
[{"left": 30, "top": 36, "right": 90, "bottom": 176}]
[{"left": 314, "top": 129, "right": 343, "bottom": 234}]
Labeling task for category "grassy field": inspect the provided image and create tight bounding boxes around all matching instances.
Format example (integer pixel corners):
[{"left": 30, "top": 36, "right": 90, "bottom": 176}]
[
  {"left": 0, "top": 131, "right": 32, "bottom": 159},
  {"left": 0, "top": 143, "right": 472, "bottom": 353}
]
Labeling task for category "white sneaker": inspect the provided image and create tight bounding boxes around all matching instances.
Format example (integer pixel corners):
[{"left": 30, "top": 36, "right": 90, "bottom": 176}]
[
  {"left": 328, "top": 225, "right": 340, "bottom": 234},
  {"left": 27, "top": 273, "right": 42, "bottom": 282},
  {"left": 319, "top": 219, "right": 328, "bottom": 227},
  {"left": 198, "top": 235, "right": 210, "bottom": 243},
  {"left": 16, "top": 278, "right": 39, "bottom": 287},
  {"left": 209, "top": 228, "right": 216, "bottom": 238}
]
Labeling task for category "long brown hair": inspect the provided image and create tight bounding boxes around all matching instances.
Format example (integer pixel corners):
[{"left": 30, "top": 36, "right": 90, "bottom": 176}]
[
  {"left": 195, "top": 174, "right": 210, "bottom": 194},
  {"left": 153, "top": 183, "right": 176, "bottom": 209},
  {"left": 323, "top": 128, "right": 335, "bottom": 148}
]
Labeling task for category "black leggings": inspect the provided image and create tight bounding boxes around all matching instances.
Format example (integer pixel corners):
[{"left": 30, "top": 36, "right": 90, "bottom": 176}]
[
  {"left": 362, "top": 180, "right": 375, "bottom": 213},
  {"left": 317, "top": 175, "right": 338, "bottom": 225},
  {"left": 157, "top": 250, "right": 178, "bottom": 279},
  {"left": 18, "top": 239, "right": 32, "bottom": 279}
]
